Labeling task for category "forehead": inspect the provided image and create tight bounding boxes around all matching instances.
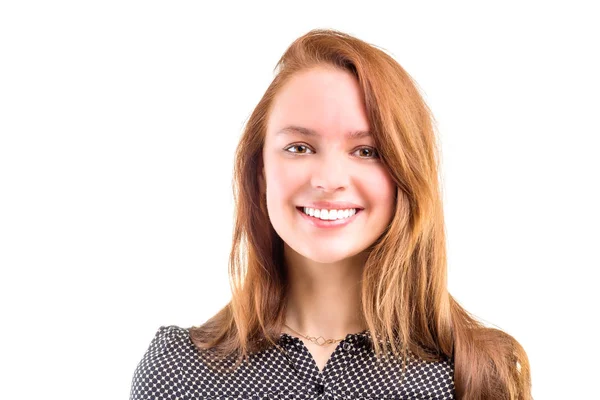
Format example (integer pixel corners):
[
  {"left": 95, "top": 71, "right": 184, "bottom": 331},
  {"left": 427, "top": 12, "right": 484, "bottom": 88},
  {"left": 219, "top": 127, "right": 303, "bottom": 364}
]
[{"left": 267, "top": 66, "right": 370, "bottom": 139}]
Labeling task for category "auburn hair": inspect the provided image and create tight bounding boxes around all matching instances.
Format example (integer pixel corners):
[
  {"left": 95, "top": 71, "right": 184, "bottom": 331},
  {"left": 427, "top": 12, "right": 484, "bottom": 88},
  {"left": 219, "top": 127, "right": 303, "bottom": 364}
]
[{"left": 190, "top": 29, "right": 532, "bottom": 399}]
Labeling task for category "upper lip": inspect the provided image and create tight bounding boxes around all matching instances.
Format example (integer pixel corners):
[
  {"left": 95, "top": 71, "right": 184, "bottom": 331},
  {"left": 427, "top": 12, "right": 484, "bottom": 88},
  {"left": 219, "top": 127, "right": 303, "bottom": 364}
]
[{"left": 299, "top": 201, "right": 364, "bottom": 210}]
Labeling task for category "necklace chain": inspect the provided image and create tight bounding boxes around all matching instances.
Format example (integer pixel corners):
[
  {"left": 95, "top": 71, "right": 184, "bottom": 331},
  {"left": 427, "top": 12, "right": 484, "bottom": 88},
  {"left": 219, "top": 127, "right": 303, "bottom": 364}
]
[{"left": 283, "top": 323, "right": 345, "bottom": 346}]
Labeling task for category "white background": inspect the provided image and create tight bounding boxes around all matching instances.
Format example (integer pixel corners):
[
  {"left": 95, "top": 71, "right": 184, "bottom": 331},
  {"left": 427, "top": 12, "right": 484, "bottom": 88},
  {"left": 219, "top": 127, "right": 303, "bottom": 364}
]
[{"left": 1, "top": 1, "right": 598, "bottom": 399}]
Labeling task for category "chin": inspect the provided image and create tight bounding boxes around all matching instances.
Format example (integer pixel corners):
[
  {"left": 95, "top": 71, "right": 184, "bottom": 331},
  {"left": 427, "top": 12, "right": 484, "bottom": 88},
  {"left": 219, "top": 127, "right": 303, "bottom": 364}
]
[
  {"left": 295, "top": 244, "right": 364, "bottom": 265},
  {"left": 304, "top": 253, "right": 349, "bottom": 265}
]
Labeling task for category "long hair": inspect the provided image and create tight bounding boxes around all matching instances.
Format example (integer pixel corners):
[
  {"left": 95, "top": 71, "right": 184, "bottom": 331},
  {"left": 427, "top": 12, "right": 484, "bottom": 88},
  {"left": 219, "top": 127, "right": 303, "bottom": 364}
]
[{"left": 190, "top": 29, "right": 532, "bottom": 399}]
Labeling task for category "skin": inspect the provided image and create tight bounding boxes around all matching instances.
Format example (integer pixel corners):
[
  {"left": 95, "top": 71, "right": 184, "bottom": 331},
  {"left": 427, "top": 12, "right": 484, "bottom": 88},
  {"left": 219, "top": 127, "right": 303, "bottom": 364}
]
[{"left": 261, "top": 66, "right": 396, "bottom": 372}]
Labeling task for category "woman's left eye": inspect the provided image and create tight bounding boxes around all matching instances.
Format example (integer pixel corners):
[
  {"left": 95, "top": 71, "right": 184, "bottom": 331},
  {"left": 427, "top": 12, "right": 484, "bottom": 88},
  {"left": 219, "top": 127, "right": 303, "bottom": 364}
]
[{"left": 354, "top": 147, "right": 379, "bottom": 159}]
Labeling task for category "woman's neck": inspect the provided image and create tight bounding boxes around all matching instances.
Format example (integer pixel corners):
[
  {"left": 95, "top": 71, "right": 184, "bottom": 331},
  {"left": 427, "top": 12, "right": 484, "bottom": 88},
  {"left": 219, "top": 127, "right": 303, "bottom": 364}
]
[{"left": 282, "top": 243, "right": 368, "bottom": 339}]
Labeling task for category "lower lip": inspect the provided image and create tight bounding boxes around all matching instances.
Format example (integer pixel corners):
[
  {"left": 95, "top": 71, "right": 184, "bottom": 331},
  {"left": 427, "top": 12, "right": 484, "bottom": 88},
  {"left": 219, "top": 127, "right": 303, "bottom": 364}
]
[{"left": 296, "top": 207, "right": 362, "bottom": 228}]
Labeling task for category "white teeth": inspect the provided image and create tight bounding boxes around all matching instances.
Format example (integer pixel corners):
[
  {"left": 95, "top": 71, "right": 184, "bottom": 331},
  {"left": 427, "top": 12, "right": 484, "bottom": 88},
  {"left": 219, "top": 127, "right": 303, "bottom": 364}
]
[{"left": 301, "top": 207, "right": 358, "bottom": 221}]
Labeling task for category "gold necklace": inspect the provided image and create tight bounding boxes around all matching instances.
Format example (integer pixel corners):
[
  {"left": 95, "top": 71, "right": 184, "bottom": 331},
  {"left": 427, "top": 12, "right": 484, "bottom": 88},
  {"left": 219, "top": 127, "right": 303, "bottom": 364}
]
[{"left": 283, "top": 323, "right": 345, "bottom": 346}]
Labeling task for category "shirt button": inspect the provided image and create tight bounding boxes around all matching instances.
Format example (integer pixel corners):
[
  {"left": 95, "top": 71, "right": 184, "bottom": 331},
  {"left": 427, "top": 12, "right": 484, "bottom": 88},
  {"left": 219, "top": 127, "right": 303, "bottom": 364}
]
[
  {"left": 343, "top": 342, "right": 352, "bottom": 351},
  {"left": 315, "top": 383, "right": 325, "bottom": 394}
]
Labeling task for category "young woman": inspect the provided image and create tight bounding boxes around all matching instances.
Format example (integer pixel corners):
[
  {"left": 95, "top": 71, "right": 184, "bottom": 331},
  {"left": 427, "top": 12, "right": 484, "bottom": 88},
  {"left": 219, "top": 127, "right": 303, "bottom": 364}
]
[{"left": 130, "top": 29, "right": 531, "bottom": 399}]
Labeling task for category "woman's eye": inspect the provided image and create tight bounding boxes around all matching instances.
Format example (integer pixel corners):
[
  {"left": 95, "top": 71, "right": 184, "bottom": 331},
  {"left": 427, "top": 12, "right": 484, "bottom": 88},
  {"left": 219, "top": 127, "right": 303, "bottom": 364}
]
[
  {"left": 354, "top": 147, "right": 379, "bottom": 159},
  {"left": 284, "top": 144, "right": 313, "bottom": 154}
]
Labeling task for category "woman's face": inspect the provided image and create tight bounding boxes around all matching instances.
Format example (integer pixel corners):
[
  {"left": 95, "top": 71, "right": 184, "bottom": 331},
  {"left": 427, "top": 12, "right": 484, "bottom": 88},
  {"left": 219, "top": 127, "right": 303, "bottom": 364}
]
[{"left": 262, "top": 66, "right": 396, "bottom": 264}]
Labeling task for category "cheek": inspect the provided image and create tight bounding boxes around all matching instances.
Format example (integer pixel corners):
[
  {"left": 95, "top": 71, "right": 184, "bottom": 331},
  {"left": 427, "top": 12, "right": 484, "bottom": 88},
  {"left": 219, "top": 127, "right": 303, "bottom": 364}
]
[
  {"left": 264, "top": 159, "right": 302, "bottom": 205},
  {"left": 367, "top": 168, "right": 397, "bottom": 210}
]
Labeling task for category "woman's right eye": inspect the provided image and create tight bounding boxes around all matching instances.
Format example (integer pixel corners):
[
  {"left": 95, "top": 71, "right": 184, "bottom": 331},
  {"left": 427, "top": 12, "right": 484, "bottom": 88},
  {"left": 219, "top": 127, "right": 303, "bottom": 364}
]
[{"left": 284, "top": 144, "right": 313, "bottom": 154}]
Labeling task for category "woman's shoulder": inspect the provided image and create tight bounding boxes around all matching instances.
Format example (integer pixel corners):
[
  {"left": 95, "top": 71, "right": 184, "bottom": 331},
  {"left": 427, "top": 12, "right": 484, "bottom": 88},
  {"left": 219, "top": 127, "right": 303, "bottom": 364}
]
[
  {"left": 129, "top": 325, "right": 197, "bottom": 400},
  {"left": 141, "top": 325, "right": 197, "bottom": 360},
  {"left": 149, "top": 324, "right": 192, "bottom": 348}
]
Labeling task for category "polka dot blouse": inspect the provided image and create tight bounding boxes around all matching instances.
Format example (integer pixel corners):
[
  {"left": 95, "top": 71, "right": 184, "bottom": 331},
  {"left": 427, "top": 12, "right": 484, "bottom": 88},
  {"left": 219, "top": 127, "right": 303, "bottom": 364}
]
[{"left": 130, "top": 325, "right": 455, "bottom": 399}]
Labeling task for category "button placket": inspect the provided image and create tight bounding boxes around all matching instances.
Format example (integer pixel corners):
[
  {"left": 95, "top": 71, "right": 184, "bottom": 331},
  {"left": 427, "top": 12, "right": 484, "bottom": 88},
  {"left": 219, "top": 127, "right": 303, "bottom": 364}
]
[
  {"left": 321, "top": 336, "right": 363, "bottom": 396},
  {"left": 315, "top": 383, "right": 325, "bottom": 394}
]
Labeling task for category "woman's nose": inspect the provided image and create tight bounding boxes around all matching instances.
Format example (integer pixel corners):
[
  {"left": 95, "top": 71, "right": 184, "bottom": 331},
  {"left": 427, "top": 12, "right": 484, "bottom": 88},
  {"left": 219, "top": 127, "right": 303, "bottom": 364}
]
[{"left": 310, "top": 154, "right": 350, "bottom": 193}]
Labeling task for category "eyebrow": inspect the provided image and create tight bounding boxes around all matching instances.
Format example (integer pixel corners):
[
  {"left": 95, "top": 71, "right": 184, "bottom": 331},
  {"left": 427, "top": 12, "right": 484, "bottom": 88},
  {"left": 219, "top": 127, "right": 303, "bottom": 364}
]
[{"left": 276, "top": 125, "right": 372, "bottom": 139}]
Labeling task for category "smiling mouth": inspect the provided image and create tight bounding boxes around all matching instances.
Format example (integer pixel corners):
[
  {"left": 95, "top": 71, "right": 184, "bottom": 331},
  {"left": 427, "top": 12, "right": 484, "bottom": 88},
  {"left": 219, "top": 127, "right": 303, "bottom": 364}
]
[{"left": 296, "top": 206, "right": 362, "bottom": 221}]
